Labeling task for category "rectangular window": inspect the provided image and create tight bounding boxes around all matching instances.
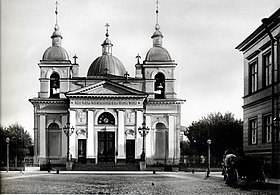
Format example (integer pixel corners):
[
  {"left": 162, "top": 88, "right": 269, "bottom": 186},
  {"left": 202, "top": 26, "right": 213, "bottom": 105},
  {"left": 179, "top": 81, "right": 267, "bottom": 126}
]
[
  {"left": 249, "top": 61, "right": 258, "bottom": 93},
  {"left": 249, "top": 119, "right": 257, "bottom": 145},
  {"left": 263, "top": 115, "right": 272, "bottom": 143},
  {"left": 263, "top": 52, "right": 272, "bottom": 87}
]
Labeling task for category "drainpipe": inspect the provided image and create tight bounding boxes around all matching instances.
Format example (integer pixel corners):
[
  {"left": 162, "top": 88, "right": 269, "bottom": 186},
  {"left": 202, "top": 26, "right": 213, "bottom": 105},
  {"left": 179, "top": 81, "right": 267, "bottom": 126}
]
[{"left": 262, "top": 18, "right": 276, "bottom": 177}]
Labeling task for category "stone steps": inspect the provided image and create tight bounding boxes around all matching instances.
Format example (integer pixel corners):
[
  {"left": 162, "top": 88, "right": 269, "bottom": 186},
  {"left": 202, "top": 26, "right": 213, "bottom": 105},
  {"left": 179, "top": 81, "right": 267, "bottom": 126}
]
[{"left": 72, "top": 163, "right": 140, "bottom": 171}]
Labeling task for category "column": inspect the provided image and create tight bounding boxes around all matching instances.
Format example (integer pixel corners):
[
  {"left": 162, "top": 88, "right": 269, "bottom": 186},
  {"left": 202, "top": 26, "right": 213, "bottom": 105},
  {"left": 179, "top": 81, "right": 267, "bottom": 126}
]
[
  {"left": 69, "top": 109, "right": 76, "bottom": 159},
  {"left": 118, "top": 110, "right": 125, "bottom": 159},
  {"left": 145, "top": 115, "right": 152, "bottom": 157},
  {"left": 87, "top": 110, "right": 95, "bottom": 158},
  {"left": 136, "top": 110, "right": 143, "bottom": 157},
  {"left": 39, "top": 114, "right": 46, "bottom": 158},
  {"left": 168, "top": 114, "right": 175, "bottom": 159}
]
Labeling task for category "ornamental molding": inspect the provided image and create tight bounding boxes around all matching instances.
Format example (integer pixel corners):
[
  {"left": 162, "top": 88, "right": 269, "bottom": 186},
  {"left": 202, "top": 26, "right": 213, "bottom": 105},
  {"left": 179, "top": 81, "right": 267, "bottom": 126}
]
[
  {"left": 76, "top": 128, "right": 87, "bottom": 135},
  {"left": 125, "top": 129, "right": 135, "bottom": 136}
]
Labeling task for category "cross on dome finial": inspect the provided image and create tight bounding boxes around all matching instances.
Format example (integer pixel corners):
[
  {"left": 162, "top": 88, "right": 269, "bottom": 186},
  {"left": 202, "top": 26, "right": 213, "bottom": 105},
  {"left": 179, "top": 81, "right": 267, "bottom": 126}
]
[
  {"left": 105, "top": 23, "right": 110, "bottom": 37},
  {"left": 54, "top": 1, "right": 59, "bottom": 30},
  {"left": 155, "top": 0, "right": 160, "bottom": 30}
]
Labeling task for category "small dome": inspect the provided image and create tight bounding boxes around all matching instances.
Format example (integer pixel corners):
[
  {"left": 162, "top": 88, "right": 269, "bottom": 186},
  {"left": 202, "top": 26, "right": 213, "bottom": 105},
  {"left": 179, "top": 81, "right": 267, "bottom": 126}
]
[
  {"left": 102, "top": 38, "right": 112, "bottom": 45},
  {"left": 42, "top": 46, "right": 69, "bottom": 61},
  {"left": 145, "top": 46, "right": 172, "bottom": 62},
  {"left": 87, "top": 55, "right": 126, "bottom": 77}
]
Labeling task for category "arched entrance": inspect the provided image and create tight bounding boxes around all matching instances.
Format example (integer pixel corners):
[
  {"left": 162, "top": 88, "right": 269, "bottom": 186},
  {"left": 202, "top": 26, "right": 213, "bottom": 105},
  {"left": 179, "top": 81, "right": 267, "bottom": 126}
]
[
  {"left": 97, "top": 112, "right": 115, "bottom": 163},
  {"left": 155, "top": 123, "right": 168, "bottom": 161}
]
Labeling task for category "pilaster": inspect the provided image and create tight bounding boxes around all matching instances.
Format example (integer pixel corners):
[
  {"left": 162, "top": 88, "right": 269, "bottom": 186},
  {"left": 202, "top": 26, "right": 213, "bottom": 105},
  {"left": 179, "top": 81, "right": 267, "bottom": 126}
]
[
  {"left": 61, "top": 114, "right": 68, "bottom": 158},
  {"left": 136, "top": 110, "right": 143, "bottom": 157},
  {"left": 39, "top": 114, "right": 46, "bottom": 158},
  {"left": 69, "top": 109, "right": 76, "bottom": 159},
  {"left": 168, "top": 114, "right": 175, "bottom": 159},
  {"left": 87, "top": 109, "right": 95, "bottom": 158},
  {"left": 117, "top": 109, "right": 125, "bottom": 158},
  {"left": 145, "top": 114, "right": 152, "bottom": 157}
]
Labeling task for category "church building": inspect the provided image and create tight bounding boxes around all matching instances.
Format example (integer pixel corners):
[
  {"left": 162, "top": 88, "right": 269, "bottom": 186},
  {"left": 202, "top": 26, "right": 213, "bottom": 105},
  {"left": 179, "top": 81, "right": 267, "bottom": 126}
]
[{"left": 29, "top": 2, "right": 185, "bottom": 168}]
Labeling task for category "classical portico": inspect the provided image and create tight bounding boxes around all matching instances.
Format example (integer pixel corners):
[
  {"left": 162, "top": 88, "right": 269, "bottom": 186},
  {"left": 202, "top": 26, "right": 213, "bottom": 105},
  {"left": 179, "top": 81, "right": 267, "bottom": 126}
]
[{"left": 66, "top": 80, "right": 147, "bottom": 164}]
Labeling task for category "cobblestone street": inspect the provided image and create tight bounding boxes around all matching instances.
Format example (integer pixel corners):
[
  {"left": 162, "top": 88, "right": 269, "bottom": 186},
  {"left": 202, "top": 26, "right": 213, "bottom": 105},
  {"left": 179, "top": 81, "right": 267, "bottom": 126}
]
[{"left": 1, "top": 171, "right": 279, "bottom": 194}]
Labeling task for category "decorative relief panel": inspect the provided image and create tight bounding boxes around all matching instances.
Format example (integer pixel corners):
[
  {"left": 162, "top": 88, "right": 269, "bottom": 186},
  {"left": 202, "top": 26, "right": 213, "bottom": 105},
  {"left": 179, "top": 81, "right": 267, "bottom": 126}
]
[
  {"left": 125, "top": 110, "right": 135, "bottom": 125},
  {"left": 76, "top": 109, "right": 87, "bottom": 125}
]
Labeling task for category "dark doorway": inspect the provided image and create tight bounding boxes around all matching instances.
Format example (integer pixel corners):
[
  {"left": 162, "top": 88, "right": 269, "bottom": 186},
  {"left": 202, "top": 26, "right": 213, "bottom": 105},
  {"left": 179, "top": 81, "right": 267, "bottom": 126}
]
[
  {"left": 98, "top": 132, "right": 115, "bottom": 163},
  {"left": 78, "top": 139, "right": 86, "bottom": 164},
  {"left": 126, "top": 140, "right": 135, "bottom": 164}
]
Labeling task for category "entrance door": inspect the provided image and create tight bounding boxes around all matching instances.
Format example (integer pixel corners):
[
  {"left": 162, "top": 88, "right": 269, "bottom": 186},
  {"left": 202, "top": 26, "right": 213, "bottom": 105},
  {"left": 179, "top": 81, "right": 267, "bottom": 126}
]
[
  {"left": 126, "top": 140, "right": 135, "bottom": 164},
  {"left": 78, "top": 139, "right": 87, "bottom": 164},
  {"left": 98, "top": 132, "right": 115, "bottom": 163}
]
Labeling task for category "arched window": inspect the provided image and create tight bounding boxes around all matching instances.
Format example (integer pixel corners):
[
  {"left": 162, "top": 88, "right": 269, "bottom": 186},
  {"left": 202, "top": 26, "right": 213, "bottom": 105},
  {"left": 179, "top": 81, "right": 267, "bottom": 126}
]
[
  {"left": 98, "top": 112, "right": 115, "bottom": 125},
  {"left": 155, "top": 123, "right": 168, "bottom": 160},
  {"left": 47, "top": 122, "right": 61, "bottom": 157},
  {"left": 154, "top": 73, "right": 165, "bottom": 99},
  {"left": 50, "top": 73, "right": 60, "bottom": 98}
]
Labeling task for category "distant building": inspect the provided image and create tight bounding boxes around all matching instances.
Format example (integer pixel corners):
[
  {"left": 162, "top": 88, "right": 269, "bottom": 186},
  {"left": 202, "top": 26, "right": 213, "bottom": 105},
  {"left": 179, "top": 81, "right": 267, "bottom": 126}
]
[
  {"left": 236, "top": 8, "right": 280, "bottom": 176},
  {"left": 29, "top": 3, "right": 185, "bottom": 167}
]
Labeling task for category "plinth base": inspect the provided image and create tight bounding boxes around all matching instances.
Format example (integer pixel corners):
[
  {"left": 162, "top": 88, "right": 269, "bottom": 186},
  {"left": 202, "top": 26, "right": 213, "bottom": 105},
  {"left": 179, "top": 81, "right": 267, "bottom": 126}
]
[
  {"left": 139, "top": 161, "right": 146, "bottom": 171},
  {"left": 66, "top": 161, "right": 73, "bottom": 171}
]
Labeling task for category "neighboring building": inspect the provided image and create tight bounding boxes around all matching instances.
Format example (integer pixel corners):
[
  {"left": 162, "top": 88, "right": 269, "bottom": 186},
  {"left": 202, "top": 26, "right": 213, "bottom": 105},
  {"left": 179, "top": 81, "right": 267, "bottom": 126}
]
[
  {"left": 29, "top": 4, "right": 185, "bottom": 167},
  {"left": 236, "top": 8, "right": 280, "bottom": 176}
]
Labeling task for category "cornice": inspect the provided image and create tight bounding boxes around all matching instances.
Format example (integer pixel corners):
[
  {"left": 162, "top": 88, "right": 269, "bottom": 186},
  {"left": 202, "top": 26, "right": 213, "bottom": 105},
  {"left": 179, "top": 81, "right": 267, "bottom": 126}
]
[
  {"left": 148, "top": 99, "right": 186, "bottom": 105},
  {"left": 29, "top": 98, "right": 68, "bottom": 105}
]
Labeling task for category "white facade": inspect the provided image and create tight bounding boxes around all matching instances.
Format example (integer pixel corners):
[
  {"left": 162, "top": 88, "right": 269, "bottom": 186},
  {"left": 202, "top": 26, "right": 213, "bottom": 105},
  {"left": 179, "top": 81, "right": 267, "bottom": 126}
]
[{"left": 29, "top": 4, "right": 185, "bottom": 166}]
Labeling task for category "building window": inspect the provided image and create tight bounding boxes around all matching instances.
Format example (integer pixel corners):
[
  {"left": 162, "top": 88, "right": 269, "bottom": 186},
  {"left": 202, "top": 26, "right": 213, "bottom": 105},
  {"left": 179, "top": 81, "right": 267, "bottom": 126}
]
[
  {"left": 249, "top": 61, "right": 258, "bottom": 93},
  {"left": 50, "top": 72, "right": 60, "bottom": 98},
  {"left": 98, "top": 112, "right": 115, "bottom": 125},
  {"left": 263, "top": 52, "right": 272, "bottom": 87},
  {"left": 154, "top": 72, "right": 165, "bottom": 99},
  {"left": 263, "top": 115, "right": 272, "bottom": 143},
  {"left": 249, "top": 119, "right": 257, "bottom": 145}
]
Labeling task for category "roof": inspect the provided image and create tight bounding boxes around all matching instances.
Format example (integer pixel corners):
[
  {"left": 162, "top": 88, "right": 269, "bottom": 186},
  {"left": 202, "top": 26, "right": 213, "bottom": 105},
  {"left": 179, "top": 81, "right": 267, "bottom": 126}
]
[
  {"left": 87, "top": 55, "right": 126, "bottom": 77},
  {"left": 236, "top": 8, "right": 280, "bottom": 52},
  {"left": 42, "top": 46, "right": 69, "bottom": 61}
]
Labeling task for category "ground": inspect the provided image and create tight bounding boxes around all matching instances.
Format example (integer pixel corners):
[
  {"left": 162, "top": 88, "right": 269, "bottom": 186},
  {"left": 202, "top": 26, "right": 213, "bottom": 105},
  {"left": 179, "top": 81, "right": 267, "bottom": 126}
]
[{"left": 1, "top": 171, "right": 279, "bottom": 194}]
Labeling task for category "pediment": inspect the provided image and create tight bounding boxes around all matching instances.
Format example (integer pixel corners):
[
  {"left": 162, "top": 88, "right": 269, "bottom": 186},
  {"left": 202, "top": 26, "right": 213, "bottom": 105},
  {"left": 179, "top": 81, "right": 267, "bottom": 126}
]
[{"left": 67, "top": 80, "right": 147, "bottom": 97}]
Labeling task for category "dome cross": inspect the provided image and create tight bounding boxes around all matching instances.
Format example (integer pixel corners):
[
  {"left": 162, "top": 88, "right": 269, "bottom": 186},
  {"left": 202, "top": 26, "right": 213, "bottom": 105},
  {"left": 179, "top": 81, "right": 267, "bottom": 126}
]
[
  {"left": 54, "top": 1, "right": 59, "bottom": 30},
  {"left": 136, "top": 54, "right": 141, "bottom": 64},
  {"left": 155, "top": 0, "right": 160, "bottom": 30},
  {"left": 105, "top": 23, "right": 110, "bottom": 37}
]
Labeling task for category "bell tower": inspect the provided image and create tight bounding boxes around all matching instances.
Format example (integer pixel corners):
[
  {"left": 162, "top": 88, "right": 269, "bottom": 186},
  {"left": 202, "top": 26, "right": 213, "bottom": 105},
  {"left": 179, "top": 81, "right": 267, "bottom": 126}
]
[
  {"left": 137, "top": 0, "right": 185, "bottom": 165},
  {"left": 141, "top": 0, "right": 177, "bottom": 99},
  {"left": 29, "top": 1, "right": 78, "bottom": 166}
]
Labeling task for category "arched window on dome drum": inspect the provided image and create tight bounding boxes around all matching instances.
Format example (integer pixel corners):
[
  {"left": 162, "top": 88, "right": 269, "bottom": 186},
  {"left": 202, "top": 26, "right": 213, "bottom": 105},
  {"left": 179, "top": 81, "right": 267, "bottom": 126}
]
[
  {"left": 98, "top": 112, "right": 115, "bottom": 125},
  {"left": 50, "top": 73, "right": 60, "bottom": 98},
  {"left": 154, "top": 72, "right": 165, "bottom": 99}
]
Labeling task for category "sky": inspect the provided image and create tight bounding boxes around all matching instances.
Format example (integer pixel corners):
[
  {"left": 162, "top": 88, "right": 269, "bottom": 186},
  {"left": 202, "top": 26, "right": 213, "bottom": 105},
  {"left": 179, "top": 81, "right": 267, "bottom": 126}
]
[{"left": 1, "top": 0, "right": 280, "bottom": 137}]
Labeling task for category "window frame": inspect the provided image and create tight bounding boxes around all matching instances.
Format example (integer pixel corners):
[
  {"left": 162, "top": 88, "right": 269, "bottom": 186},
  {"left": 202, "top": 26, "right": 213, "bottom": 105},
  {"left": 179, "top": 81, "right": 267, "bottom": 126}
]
[
  {"left": 249, "top": 118, "right": 258, "bottom": 145},
  {"left": 249, "top": 59, "right": 258, "bottom": 93},
  {"left": 263, "top": 50, "right": 272, "bottom": 87}
]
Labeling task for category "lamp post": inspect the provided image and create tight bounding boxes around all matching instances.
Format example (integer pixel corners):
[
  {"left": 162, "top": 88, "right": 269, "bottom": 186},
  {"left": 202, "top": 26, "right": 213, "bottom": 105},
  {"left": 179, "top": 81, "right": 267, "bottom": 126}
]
[
  {"left": 63, "top": 123, "right": 74, "bottom": 161},
  {"left": 6, "top": 137, "right": 10, "bottom": 172},
  {"left": 262, "top": 18, "right": 277, "bottom": 176},
  {"left": 206, "top": 139, "right": 211, "bottom": 177},
  {"left": 138, "top": 122, "right": 150, "bottom": 161}
]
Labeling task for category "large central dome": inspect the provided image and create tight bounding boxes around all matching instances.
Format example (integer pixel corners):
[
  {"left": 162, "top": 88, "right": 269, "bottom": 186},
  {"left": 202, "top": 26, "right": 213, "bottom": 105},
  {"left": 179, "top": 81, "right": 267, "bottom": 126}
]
[
  {"left": 87, "top": 29, "right": 126, "bottom": 77},
  {"left": 87, "top": 54, "right": 126, "bottom": 77}
]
